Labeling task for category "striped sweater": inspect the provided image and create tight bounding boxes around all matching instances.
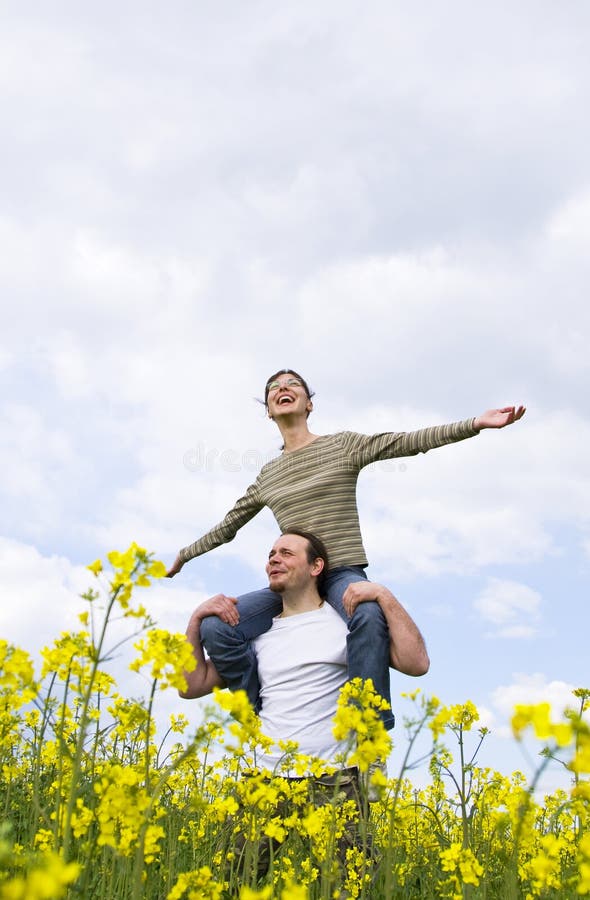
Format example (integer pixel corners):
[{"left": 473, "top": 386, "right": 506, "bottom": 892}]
[{"left": 179, "top": 419, "right": 479, "bottom": 569}]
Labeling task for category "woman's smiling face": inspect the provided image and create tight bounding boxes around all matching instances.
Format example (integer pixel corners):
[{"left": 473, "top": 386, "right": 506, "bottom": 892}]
[
  {"left": 266, "top": 376, "right": 309, "bottom": 417},
  {"left": 264, "top": 370, "right": 313, "bottom": 419}
]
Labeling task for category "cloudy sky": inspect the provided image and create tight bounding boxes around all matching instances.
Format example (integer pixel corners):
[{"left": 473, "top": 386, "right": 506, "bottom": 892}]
[{"left": 1, "top": 1, "right": 589, "bottom": 788}]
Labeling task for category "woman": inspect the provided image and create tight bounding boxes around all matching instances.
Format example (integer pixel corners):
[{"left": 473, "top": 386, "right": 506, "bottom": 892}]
[{"left": 167, "top": 368, "right": 525, "bottom": 728}]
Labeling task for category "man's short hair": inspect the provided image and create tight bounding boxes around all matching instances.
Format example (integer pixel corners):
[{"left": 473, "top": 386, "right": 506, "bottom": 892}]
[{"left": 281, "top": 528, "right": 329, "bottom": 597}]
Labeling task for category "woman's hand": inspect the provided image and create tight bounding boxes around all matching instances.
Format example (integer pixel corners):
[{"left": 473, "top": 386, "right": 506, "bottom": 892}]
[
  {"left": 191, "top": 594, "right": 240, "bottom": 627},
  {"left": 166, "top": 555, "right": 185, "bottom": 578},
  {"left": 474, "top": 406, "right": 526, "bottom": 430}
]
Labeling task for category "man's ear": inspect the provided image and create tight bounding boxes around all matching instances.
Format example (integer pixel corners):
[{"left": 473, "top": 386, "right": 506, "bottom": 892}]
[{"left": 311, "top": 557, "right": 324, "bottom": 577}]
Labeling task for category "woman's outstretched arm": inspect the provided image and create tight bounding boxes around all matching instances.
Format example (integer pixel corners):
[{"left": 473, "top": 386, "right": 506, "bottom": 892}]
[{"left": 167, "top": 480, "right": 264, "bottom": 577}]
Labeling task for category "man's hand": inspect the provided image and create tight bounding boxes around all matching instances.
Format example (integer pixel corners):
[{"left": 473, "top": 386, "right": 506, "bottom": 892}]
[
  {"left": 166, "top": 555, "right": 185, "bottom": 578},
  {"left": 192, "top": 593, "right": 240, "bottom": 627},
  {"left": 343, "top": 581, "right": 430, "bottom": 675},
  {"left": 342, "top": 581, "right": 382, "bottom": 617},
  {"left": 474, "top": 406, "right": 526, "bottom": 430}
]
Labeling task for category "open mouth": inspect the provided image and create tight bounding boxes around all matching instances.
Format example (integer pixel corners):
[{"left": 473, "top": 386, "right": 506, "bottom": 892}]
[{"left": 278, "top": 395, "right": 294, "bottom": 405}]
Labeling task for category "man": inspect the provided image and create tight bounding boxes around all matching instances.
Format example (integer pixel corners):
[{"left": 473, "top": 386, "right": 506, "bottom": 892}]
[
  {"left": 180, "top": 528, "right": 429, "bottom": 769},
  {"left": 181, "top": 529, "right": 429, "bottom": 880}
]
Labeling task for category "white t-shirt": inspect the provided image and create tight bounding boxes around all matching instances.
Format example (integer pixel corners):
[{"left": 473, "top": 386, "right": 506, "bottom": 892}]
[{"left": 253, "top": 602, "right": 349, "bottom": 772}]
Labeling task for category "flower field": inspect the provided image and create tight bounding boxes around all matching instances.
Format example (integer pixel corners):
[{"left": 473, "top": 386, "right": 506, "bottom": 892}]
[{"left": 0, "top": 545, "right": 588, "bottom": 899}]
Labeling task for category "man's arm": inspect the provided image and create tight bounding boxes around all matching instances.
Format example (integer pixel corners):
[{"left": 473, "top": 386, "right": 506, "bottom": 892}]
[
  {"left": 179, "top": 594, "right": 238, "bottom": 698},
  {"left": 342, "top": 582, "right": 430, "bottom": 676}
]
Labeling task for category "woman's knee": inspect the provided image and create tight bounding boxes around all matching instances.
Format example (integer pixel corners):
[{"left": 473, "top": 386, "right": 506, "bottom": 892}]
[
  {"left": 200, "top": 615, "right": 233, "bottom": 652},
  {"left": 349, "top": 600, "right": 387, "bottom": 631}
]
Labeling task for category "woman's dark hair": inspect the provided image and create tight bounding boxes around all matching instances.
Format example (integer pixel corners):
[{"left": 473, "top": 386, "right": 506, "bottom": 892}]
[
  {"left": 281, "top": 528, "right": 329, "bottom": 597},
  {"left": 263, "top": 368, "right": 315, "bottom": 410}
]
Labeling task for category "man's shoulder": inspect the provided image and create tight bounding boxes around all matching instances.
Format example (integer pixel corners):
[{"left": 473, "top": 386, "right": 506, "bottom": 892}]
[
  {"left": 307, "top": 603, "right": 348, "bottom": 638},
  {"left": 322, "top": 602, "right": 348, "bottom": 631}
]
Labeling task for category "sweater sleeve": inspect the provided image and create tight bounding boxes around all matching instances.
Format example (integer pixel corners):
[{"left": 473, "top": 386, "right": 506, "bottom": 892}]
[
  {"left": 178, "top": 479, "right": 265, "bottom": 563},
  {"left": 341, "top": 418, "right": 480, "bottom": 468}
]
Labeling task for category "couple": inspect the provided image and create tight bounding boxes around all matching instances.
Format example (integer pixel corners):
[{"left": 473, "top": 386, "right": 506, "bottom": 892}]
[{"left": 170, "top": 367, "right": 525, "bottom": 734}]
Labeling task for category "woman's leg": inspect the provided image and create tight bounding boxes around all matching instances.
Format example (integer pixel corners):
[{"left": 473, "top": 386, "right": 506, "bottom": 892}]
[
  {"left": 200, "top": 587, "right": 282, "bottom": 710},
  {"left": 324, "top": 567, "right": 395, "bottom": 730}
]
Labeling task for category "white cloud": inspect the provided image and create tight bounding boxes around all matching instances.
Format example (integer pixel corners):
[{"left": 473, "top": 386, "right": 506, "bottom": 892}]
[
  {"left": 548, "top": 186, "right": 590, "bottom": 248},
  {"left": 474, "top": 578, "right": 542, "bottom": 638},
  {"left": 0, "top": 538, "right": 90, "bottom": 652},
  {"left": 0, "top": 348, "right": 13, "bottom": 371},
  {"left": 475, "top": 704, "right": 496, "bottom": 731},
  {"left": 491, "top": 673, "right": 577, "bottom": 738},
  {"left": 298, "top": 249, "right": 479, "bottom": 363},
  {"left": 0, "top": 402, "right": 75, "bottom": 502},
  {"left": 45, "top": 331, "right": 93, "bottom": 399}
]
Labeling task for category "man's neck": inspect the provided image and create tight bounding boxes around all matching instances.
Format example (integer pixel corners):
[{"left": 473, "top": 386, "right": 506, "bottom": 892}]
[{"left": 279, "top": 587, "right": 324, "bottom": 618}]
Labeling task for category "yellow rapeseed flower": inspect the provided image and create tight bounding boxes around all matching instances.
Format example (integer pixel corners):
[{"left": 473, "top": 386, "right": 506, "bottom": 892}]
[
  {"left": 0, "top": 852, "right": 80, "bottom": 900},
  {"left": 94, "top": 763, "right": 164, "bottom": 861},
  {"left": 264, "top": 818, "right": 287, "bottom": 842},
  {"left": 214, "top": 687, "right": 255, "bottom": 722},
  {"left": 279, "top": 882, "right": 309, "bottom": 900},
  {"left": 512, "top": 701, "right": 574, "bottom": 748},
  {"left": 213, "top": 687, "right": 273, "bottom": 753},
  {"left": 439, "top": 843, "right": 484, "bottom": 897},
  {"left": 571, "top": 732, "right": 590, "bottom": 775},
  {"left": 169, "top": 712, "right": 190, "bottom": 734},
  {"left": 33, "top": 830, "right": 53, "bottom": 852},
  {"left": 0, "top": 641, "right": 38, "bottom": 707},
  {"left": 130, "top": 628, "right": 196, "bottom": 692},
  {"left": 238, "top": 889, "right": 273, "bottom": 900},
  {"left": 431, "top": 700, "right": 479, "bottom": 741},
  {"left": 70, "top": 798, "right": 93, "bottom": 840},
  {"left": 167, "top": 866, "right": 224, "bottom": 900},
  {"left": 332, "top": 678, "right": 392, "bottom": 771},
  {"left": 430, "top": 706, "right": 451, "bottom": 740},
  {"left": 87, "top": 559, "right": 103, "bottom": 575}
]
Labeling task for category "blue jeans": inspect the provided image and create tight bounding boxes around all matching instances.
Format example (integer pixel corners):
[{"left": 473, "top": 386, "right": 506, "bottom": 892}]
[{"left": 200, "top": 566, "right": 395, "bottom": 730}]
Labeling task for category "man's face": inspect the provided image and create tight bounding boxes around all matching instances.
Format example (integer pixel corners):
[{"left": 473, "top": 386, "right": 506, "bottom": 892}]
[{"left": 265, "top": 533, "right": 318, "bottom": 594}]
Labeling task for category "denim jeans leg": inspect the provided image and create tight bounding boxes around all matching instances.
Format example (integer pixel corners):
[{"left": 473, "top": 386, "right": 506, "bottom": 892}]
[
  {"left": 324, "top": 567, "right": 395, "bottom": 730},
  {"left": 200, "top": 587, "right": 282, "bottom": 710}
]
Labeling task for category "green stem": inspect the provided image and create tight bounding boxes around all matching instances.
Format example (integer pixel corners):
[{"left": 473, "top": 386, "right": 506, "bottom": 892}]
[
  {"left": 130, "top": 736, "right": 204, "bottom": 900},
  {"left": 61, "top": 583, "right": 123, "bottom": 858},
  {"left": 383, "top": 707, "right": 433, "bottom": 898}
]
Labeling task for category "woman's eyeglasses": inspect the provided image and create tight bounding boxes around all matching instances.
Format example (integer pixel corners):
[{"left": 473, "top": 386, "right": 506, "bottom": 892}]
[{"left": 266, "top": 378, "right": 303, "bottom": 393}]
